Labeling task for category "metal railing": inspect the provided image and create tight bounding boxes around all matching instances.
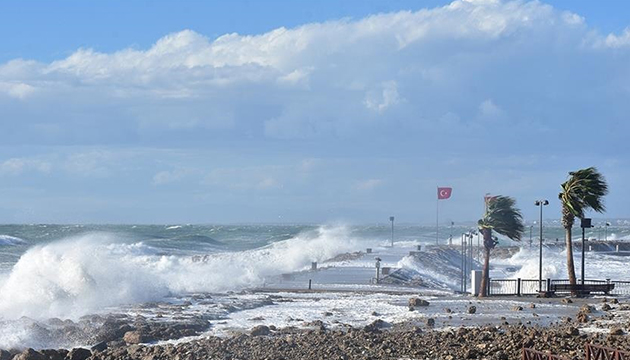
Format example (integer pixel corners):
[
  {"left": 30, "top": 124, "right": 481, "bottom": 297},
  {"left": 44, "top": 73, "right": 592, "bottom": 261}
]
[
  {"left": 489, "top": 278, "right": 630, "bottom": 296},
  {"left": 585, "top": 344, "right": 630, "bottom": 360}
]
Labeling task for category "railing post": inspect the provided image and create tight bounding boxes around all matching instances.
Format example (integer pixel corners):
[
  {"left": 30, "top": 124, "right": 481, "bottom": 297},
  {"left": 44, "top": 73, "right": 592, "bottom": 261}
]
[
  {"left": 517, "top": 278, "right": 522, "bottom": 296},
  {"left": 488, "top": 278, "right": 491, "bottom": 296},
  {"left": 547, "top": 278, "right": 551, "bottom": 292}
]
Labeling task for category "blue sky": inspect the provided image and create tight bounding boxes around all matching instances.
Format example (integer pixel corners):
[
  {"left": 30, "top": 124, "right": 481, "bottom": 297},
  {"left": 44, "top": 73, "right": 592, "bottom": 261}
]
[{"left": 1, "top": 0, "right": 630, "bottom": 224}]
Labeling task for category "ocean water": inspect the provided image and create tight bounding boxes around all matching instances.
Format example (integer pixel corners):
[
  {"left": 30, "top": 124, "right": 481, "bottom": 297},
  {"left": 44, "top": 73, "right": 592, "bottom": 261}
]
[{"left": 0, "top": 223, "right": 629, "bottom": 349}]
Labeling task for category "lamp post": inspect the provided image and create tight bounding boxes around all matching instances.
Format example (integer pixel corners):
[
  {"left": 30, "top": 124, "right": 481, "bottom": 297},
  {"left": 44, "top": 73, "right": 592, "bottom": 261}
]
[
  {"left": 605, "top": 222, "right": 611, "bottom": 242},
  {"left": 581, "top": 218, "right": 593, "bottom": 287},
  {"left": 389, "top": 216, "right": 395, "bottom": 247},
  {"left": 529, "top": 225, "right": 533, "bottom": 248},
  {"left": 534, "top": 200, "right": 549, "bottom": 292}
]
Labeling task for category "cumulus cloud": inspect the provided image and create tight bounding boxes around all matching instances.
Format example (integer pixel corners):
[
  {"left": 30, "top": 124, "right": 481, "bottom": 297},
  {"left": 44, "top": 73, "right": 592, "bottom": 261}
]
[{"left": 3, "top": 0, "right": 627, "bottom": 147}]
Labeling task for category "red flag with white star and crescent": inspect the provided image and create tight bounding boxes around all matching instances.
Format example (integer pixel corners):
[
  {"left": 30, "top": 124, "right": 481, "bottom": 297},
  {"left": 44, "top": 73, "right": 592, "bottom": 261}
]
[{"left": 437, "top": 187, "right": 452, "bottom": 200}]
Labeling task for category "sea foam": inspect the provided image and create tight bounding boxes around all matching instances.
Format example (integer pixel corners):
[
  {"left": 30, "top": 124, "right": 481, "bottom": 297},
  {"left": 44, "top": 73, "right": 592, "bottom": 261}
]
[{"left": 0, "top": 226, "right": 356, "bottom": 320}]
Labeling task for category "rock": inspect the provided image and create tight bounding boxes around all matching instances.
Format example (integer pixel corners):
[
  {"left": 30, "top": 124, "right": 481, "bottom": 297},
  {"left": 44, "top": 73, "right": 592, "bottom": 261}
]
[
  {"left": 465, "top": 349, "right": 479, "bottom": 359},
  {"left": 528, "top": 303, "right": 536, "bottom": 309},
  {"left": 611, "top": 298, "right": 619, "bottom": 304},
  {"left": 90, "top": 341, "right": 108, "bottom": 353},
  {"left": 323, "top": 311, "right": 333, "bottom": 316},
  {"left": 39, "top": 350, "right": 63, "bottom": 360},
  {"left": 580, "top": 305, "right": 594, "bottom": 313},
  {"left": 576, "top": 312, "right": 589, "bottom": 323},
  {"left": 566, "top": 327, "right": 579, "bottom": 336},
  {"left": 251, "top": 325, "right": 271, "bottom": 336},
  {"left": 371, "top": 311, "right": 379, "bottom": 316},
  {"left": 468, "top": 306, "right": 477, "bottom": 314},
  {"left": 601, "top": 303, "right": 612, "bottom": 311},
  {"left": 408, "top": 298, "right": 430, "bottom": 307},
  {"left": 408, "top": 306, "right": 415, "bottom": 311},
  {"left": 610, "top": 328, "right": 624, "bottom": 335},
  {"left": 123, "top": 330, "right": 154, "bottom": 344},
  {"left": 0, "top": 350, "right": 11, "bottom": 360},
  {"left": 66, "top": 348, "right": 91, "bottom": 360},
  {"left": 364, "top": 319, "right": 389, "bottom": 332},
  {"left": 444, "top": 308, "right": 452, "bottom": 313},
  {"left": 511, "top": 306, "right": 523, "bottom": 311},
  {"left": 561, "top": 298, "right": 573, "bottom": 304},
  {"left": 619, "top": 305, "right": 630, "bottom": 311},
  {"left": 426, "top": 318, "right": 435, "bottom": 327},
  {"left": 12, "top": 349, "right": 45, "bottom": 360},
  {"left": 602, "top": 298, "right": 608, "bottom": 303}
]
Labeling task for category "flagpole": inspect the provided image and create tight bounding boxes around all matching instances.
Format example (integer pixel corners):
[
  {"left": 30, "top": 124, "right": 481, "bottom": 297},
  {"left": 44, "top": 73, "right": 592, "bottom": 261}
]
[{"left": 436, "top": 187, "right": 439, "bottom": 245}]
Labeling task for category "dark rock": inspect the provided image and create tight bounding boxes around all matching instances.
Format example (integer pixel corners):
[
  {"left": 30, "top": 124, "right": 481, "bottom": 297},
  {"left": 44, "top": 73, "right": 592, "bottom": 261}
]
[
  {"left": 528, "top": 303, "right": 536, "bottom": 309},
  {"left": 0, "top": 350, "right": 10, "bottom": 360},
  {"left": 251, "top": 325, "right": 270, "bottom": 336},
  {"left": 39, "top": 350, "right": 63, "bottom": 360},
  {"left": 611, "top": 298, "right": 619, "bottom": 304},
  {"left": 610, "top": 328, "right": 624, "bottom": 336},
  {"left": 364, "top": 319, "right": 389, "bottom": 332},
  {"left": 323, "top": 312, "right": 333, "bottom": 317},
  {"left": 576, "top": 312, "right": 589, "bottom": 323},
  {"left": 12, "top": 349, "right": 45, "bottom": 360},
  {"left": 511, "top": 306, "right": 523, "bottom": 311},
  {"left": 468, "top": 306, "right": 477, "bottom": 314},
  {"left": 425, "top": 318, "right": 435, "bottom": 327},
  {"left": 601, "top": 303, "right": 612, "bottom": 311},
  {"left": 408, "top": 298, "right": 430, "bottom": 307},
  {"left": 444, "top": 308, "right": 452, "bottom": 313},
  {"left": 566, "top": 327, "right": 579, "bottom": 336},
  {"left": 66, "top": 348, "right": 91, "bottom": 360},
  {"left": 561, "top": 298, "right": 573, "bottom": 304},
  {"left": 90, "top": 341, "right": 108, "bottom": 353}
]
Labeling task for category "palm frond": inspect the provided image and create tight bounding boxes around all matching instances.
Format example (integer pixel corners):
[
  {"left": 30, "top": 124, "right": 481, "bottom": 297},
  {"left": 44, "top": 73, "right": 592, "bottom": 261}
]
[
  {"left": 559, "top": 167, "right": 608, "bottom": 218},
  {"left": 478, "top": 195, "right": 524, "bottom": 241}
]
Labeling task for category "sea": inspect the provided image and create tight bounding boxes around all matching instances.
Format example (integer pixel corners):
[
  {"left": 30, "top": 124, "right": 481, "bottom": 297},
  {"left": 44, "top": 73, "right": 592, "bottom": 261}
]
[{"left": 0, "top": 222, "right": 629, "bottom": 349}]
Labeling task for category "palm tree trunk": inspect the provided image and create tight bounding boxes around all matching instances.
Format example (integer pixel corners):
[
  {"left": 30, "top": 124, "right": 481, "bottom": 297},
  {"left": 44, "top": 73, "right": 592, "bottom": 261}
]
[
  {"left": 565, "top": 226, "right": 576, "bottom": 285},
  {"left": 478, "top": 228, "right": 492, "bottom": 298}
]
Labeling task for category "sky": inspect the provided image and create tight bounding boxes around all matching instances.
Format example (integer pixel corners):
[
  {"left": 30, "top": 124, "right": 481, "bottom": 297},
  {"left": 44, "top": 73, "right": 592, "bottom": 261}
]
[{"left": 1, "top": 0, "right": 630, "bottom": 224}]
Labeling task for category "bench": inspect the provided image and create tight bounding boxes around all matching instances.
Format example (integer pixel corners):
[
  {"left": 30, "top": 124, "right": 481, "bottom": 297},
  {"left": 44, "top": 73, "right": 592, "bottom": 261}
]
[{"left": 550, "top": 283, "right": 615, "bottom": 295}]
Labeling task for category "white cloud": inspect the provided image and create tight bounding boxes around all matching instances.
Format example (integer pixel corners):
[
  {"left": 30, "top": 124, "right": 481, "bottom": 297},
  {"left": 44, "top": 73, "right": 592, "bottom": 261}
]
[
  {"left": 0, "top": 82, "right": 35, "bottom": 99},
  {"left": 0, "top": 158, "right": 51, "bottom": 176},
  {"left": 152, "top": 169, "right": 188, "bottom": 185},
  {"left": 478, "top": 98, "right": 504, "bottom": 120},
  {"left": 203, "top": 167, "right": 282, "bottom": 190},
  {"left": 354, "top": 179, "right": 384, "bottom": 191},
  {"left": 365, "top": 81, "right": 401, "bottom": 113}
]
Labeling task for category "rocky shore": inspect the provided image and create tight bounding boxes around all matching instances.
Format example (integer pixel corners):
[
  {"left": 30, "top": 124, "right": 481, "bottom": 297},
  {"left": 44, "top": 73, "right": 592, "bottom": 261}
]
[{"left": 3, "top": 318, "right": 630, "bottom": 360}]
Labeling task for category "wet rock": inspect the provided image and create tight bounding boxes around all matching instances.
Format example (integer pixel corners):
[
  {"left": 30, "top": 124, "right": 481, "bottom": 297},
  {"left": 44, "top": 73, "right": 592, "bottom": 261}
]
[
  {"left": 610, "top": 328, "right": 624, "bottom": 336},
  {"left": 371, "top": 311, "right": 379, "bottom": 316},
  {"left": 561, "top": 298, "right": 573, "bottom": 304},
  {"left": 601, "top": 303, "right": 612, "bottom": 311},
  {"left": 611, "top": 298, "right": 619, "bottom": 304},
  {"left": 39, "top": 350, "right": 63, "bottom": 360},
  {"left": 123, "top": 330, "right": 154, "bottom": 344},
  {"left": 90, "top": 341, "right": 108, "bottom": 353},
  {"left": 0, "top": 350, "right": 11, "bottom": 360},
  {"left": 566, "top": 327, "right": 579, "bottom": 336},
  {"left": 408, "top": 298, "right": 430, "bottom": 307},
  {"left": 426, "top": 318, "right": 435, "bottom": 328},
  {"left": 66, "top": 348, "right": 91, "bottom": 360},
  {"left": 444, "top": 308, "right": 452, "bottom": 313},
  {"left": 12, "top": 349, "right": 45, "bottom": 360},
  {"left": 511, "top": 306, "right": 523, "bottom": 311},
  {"left": 323, "top": 311, "right": 333, "bottom": 317},
  {"left": 619, "top": 304, "right": 630, "bottom": 311},
  {"left": 580, "top": 305, "right": 594, "bottom": 313},
  {"left": 251, "top": 325, "right": 271, "bottom": 336},
  {"left": 528, "top": 303, "right": 536, "bottom": 309},
  {"left": 364, "top": 319, "right": 389, "bottom": 332},
  {"left": 468, "top": 306, "right": 477, "bottom": 314}
]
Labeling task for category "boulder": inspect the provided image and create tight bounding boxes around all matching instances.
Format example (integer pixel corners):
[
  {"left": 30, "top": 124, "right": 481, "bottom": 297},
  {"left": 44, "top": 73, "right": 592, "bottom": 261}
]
[
  {"left": 511, "top": 306, "right": 523, "bottom": 311},
  {"left": 250, "top": 325, "right": 271, "bottom": 336},
  {"left": 610, "top": 328, "right": 624, "bottom": 336},
  {"left": 123, "top": 330, "right": 154, "bottom": 344},
  {"left": 468, "top": 306, "right": 477, "bottom": 314},
  {"left": 39, "top": 350, "right": 63, "bottom": 360},
  {"left": 601, "top": 303, "right": 612, "bottom": 311},
  {"left": 12, "top": 349, "right": 45, "bottom": 360},
  {"left": 426, "top": 318, "right": 435, "bottom": 327},
  {"left": 66, "top": 348, "right": 91, "bottom": 360},
  {"left": 561, "top": 298, "right": 573, "bottom": 304},
  {"left": 408, "top": 298, "right": 430, "bottom": 307},
  {"left": 0, "top": 350, "right": 10, "bottom": 360},
  {"left": 90, "top": 341, "right": 108, "bottom": 353}
]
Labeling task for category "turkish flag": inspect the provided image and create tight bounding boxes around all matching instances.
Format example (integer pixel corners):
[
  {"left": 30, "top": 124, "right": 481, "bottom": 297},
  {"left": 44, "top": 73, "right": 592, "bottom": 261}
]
[{"left": 438, "top": 187, "right": 452, "bottom": 200}]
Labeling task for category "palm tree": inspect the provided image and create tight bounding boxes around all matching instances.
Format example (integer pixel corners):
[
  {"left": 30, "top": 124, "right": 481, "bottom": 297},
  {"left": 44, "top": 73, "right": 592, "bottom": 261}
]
[
  {"left": 559, "top": 167, "right": 608, "bottom": 286},
  {"left": 478, "top": 196, "right": 524, "bottom": 297}
]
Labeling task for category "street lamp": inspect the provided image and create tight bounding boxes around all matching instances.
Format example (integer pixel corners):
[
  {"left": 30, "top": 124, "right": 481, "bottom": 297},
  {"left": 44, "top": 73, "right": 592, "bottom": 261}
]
[
  {"left": 389, "top": 216, "right": 395, "bottom": 247},
  {"left": 581, "top": 218, "right": 593, "bottom": 287},
  {"left": 534, "top": 200, "right": 549, "bottom": 292},
  {"left": 605, "top": 222, "right": 611, "bottom": 242},
  {"left": 529, "top": 225, "right": 533, "bottom": 248}
]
